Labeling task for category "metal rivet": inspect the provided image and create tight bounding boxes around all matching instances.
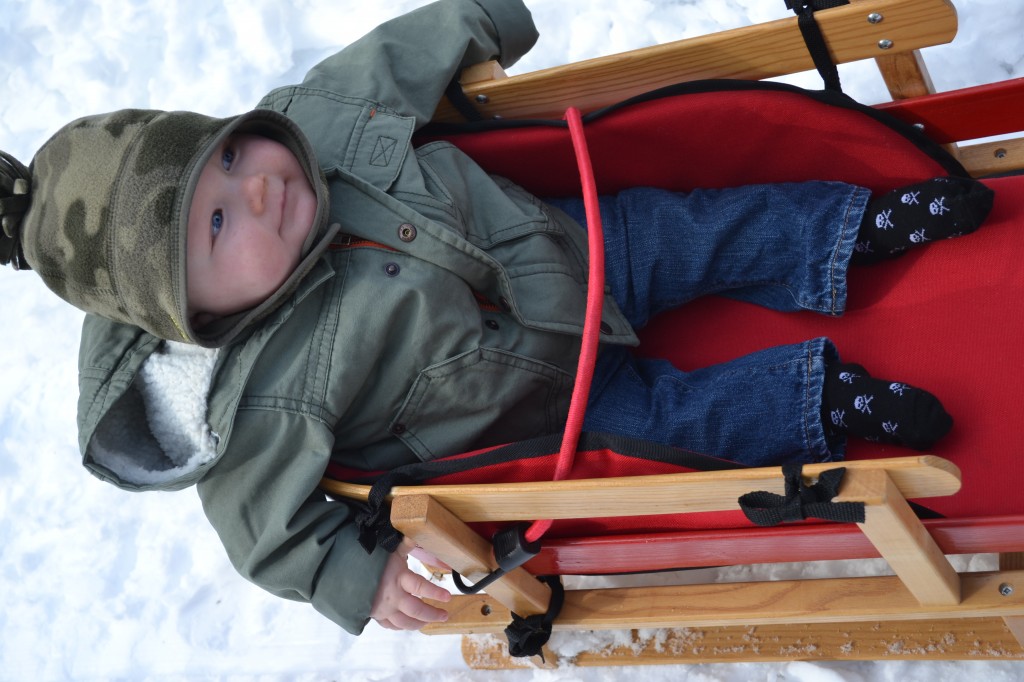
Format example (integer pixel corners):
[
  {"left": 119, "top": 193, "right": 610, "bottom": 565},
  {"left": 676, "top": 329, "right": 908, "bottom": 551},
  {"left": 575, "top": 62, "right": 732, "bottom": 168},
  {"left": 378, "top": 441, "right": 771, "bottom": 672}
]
[
  {"left": 878, "top": 39, "right": 894, "bottom": 50},
  {"left": 867, "top": 12, "right": 884, "bottom": 24},
  {"left": 475, "top": 94, "right": 489, "bottom": 104},
  {"left": 1000, "top": 583, "right": 1014, "bottom": 596},
  {"left": 600, "top": 322, "right": 612, "bottom": 335},
  {"left": 485, "top": 320, "right": 499, "bottom": 330},
  {"left": 498, "top": 296, "right": 512, "bottom": 312},
  {"left": 384, "top": 262, "right": 400, "bottom": 277},
  {"left": 390, "top": 423, "right": 407, "bottom": 435},
  {"left": 481, "top": 605, "right": 492, "bottom": 616},
  {"left": 995, "top": 148, "right": 1008, "bottom": 159},
  {"left": 398, "top": 223, "right": 417, "bottom": 242}
]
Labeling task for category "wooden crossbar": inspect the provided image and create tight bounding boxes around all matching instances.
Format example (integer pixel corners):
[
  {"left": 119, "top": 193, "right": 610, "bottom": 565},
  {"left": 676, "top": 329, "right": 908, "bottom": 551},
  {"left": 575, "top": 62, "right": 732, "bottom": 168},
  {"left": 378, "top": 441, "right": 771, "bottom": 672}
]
[{"left": 431, "top": 0, "right": 957, "bottom": 122}]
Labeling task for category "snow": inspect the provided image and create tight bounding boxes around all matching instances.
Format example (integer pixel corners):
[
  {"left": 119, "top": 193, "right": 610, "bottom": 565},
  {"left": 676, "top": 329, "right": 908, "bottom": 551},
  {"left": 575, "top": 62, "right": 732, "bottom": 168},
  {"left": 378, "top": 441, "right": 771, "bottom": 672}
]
[{"left": 1, "top": 0, "right": 1023, "bottom": 680}]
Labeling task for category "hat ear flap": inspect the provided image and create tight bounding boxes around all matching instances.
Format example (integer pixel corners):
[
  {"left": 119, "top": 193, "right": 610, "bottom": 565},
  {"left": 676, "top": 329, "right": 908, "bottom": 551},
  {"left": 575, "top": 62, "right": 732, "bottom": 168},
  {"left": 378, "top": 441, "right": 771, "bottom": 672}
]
[{"left": 0, "top": 150, "right": 32, "bottom": 270}]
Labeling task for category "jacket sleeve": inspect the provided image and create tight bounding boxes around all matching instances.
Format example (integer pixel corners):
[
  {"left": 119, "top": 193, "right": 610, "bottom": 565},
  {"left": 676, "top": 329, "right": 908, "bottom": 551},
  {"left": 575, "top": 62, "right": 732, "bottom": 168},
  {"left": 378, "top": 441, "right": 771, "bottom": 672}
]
[
  {"left": 297, "top": 0, "right": 538, "bottom": 127},
  {"left": 196, "top": 409, "right": 389, "bottom": 634}
]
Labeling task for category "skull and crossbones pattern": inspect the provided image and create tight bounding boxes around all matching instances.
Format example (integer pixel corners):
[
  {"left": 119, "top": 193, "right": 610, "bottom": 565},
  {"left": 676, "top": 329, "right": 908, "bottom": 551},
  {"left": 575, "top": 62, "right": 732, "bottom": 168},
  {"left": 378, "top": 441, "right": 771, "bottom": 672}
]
[{"left": 929, "top": 196, "right": 951, "bottom": 216}]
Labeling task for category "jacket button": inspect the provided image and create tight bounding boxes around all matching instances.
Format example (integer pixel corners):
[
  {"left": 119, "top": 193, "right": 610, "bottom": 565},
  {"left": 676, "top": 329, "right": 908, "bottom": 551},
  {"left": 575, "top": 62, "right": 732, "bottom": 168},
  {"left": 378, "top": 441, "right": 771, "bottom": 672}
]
[
  {"left": 398, "top": 223, "right": 417, "bottom": 242},
  {"left": 600, "top": 322, "right": 613, "bottom": 334},
  {"left": 391, "top": 423, "right": 407, "bottom": 435},
  {"left": 485, "top": 320, "right": 499, "bottom": 330},
  {"left": 498, "top": 296, "right": 512, "bottom": 312},
  {"left": 384, "top": 262, "right": 400, "bottom": 277}
]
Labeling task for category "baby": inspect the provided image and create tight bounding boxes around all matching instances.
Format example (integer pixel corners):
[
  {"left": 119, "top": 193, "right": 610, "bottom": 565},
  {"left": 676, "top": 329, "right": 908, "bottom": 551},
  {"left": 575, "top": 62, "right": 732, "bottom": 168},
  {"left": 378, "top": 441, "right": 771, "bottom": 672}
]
[{"left": 0, "top": 0, "right": 991, "bottom": 634}]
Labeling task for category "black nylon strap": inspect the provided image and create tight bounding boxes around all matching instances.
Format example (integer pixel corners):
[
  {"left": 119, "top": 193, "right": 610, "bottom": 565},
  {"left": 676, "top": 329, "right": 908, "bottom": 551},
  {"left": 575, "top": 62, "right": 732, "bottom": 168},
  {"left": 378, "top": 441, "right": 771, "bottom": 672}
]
[
  {"left": 354, "top": 471, "right": 417, "bottom": 553},
  {"left": 738, "top": 463, "right": 866, "bottom": 526},
  {"left": 505, "top": 575, "right": 565, "bottom": 659},
  {"left": 444, "top": 73, "right": 486, "bottom": 122},
  {"left": 786, "top": 0, "right": 848, "bottom": 93}
]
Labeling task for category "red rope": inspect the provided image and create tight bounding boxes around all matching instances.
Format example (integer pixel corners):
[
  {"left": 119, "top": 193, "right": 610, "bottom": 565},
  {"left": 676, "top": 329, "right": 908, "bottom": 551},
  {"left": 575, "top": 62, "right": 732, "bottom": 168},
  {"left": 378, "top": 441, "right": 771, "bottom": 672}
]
[{"left": 525, "top": 108, "right": 605, "bottom": 543}]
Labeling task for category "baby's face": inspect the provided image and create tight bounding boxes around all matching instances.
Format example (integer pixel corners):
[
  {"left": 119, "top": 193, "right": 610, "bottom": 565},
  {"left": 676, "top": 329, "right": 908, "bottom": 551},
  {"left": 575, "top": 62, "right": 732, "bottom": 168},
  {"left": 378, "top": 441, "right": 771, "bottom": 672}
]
[{"left": 186, "top": 134, "right": 317, "bottom": 320}]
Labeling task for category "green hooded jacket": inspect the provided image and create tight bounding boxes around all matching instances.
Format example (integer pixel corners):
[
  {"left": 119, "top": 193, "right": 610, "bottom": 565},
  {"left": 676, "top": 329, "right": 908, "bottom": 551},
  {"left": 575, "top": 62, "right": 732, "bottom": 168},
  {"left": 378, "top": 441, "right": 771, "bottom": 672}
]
[{"left": 74, "top": 0, "right": 637, "bottom": 634}]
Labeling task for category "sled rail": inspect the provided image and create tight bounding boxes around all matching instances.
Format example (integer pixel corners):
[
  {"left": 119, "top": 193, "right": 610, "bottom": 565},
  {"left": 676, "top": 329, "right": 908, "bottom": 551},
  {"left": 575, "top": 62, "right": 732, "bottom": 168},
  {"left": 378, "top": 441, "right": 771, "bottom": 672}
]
[
  {"left": 321, "top": 455, "right": 960, "bottom": 521},
  {"left": 433, "top": 0, "right": 958, "bottom": 123}
]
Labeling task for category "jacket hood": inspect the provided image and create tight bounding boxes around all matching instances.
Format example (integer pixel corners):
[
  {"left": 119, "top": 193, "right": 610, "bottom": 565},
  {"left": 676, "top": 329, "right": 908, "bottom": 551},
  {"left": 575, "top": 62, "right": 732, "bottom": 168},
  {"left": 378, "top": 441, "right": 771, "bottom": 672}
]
[{"left": 2, "top": 107, "right": 336, "bottom": 348}]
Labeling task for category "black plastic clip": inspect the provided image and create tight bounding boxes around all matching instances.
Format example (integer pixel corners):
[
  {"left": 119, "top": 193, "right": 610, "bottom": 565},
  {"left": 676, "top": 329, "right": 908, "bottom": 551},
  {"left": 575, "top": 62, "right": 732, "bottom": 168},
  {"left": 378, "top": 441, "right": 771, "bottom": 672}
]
[{"left": 451, "top": 523, "right": 541, "bottom": 594}]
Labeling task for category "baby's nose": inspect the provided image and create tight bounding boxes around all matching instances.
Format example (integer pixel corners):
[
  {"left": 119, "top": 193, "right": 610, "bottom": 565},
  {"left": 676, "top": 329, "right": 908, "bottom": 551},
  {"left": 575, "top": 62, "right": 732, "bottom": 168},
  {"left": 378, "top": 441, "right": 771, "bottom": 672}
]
[{"left": 243, "top": 174, "right": 267, "bottom": 214}]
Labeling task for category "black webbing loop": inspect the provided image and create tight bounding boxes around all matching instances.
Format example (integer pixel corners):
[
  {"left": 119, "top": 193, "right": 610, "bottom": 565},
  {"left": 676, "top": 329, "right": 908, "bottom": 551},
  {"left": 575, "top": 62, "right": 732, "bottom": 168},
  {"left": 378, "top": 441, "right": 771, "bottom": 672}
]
[
  {"left": 505, "top": 575, "right": 565, "bottom": 659},
  {"left": 444, "top": 73, "right": 486, "bottom": 122},
  {"left": 353, "top": 471, "right": 417, "bottom": 553},
  {"left": 451, "top": 523, "right": 542, "bottom": 594},
  {"left": 738, "top": 462, "right": 866, "bottom": 526},
  {"left": 785, "top": 0, "right": 849, "bottom": 93}
]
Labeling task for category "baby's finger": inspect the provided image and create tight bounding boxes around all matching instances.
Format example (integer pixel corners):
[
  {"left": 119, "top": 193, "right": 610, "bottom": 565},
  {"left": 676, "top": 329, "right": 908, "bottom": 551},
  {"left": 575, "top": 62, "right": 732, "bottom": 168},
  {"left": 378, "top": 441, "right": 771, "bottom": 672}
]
[
  {"left": 403, "top": 572, "right": 452, "bottom": 604},
  {"left": 398, "top": 586, "right": 450, "bottom": 624},
  {"left": 387, "top": 606, "right": 436, "bottom": 631}
]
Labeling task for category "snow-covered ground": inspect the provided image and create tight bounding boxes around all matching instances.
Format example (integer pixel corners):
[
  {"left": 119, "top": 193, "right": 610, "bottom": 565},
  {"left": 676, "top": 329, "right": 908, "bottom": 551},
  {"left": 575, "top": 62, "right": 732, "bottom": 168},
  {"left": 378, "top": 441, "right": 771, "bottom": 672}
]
[{"left": 2, "top": 1, "right": 1023, "bottom": 680}]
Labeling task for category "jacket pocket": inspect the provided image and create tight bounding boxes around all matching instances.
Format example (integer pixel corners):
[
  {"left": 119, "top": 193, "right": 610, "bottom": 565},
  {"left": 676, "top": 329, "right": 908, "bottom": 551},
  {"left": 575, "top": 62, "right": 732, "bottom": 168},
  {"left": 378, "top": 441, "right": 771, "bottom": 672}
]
[{"left": 389, "top": 348, "right": 572, "bottom": 462}]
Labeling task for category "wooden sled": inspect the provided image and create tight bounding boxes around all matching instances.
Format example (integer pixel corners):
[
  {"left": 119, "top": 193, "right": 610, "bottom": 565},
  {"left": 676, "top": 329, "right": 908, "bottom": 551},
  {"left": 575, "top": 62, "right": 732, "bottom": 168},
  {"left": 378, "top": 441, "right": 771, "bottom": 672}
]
[{"left": 322, "top": 0, "right": 1024, "bottom": 667}]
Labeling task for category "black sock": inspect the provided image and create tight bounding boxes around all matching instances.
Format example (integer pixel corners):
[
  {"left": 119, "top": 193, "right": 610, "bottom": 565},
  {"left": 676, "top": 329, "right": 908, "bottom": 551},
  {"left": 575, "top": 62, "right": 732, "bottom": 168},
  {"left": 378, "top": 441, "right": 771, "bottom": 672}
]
[
  {"left": 821, "top": 362, "right": 952, "bottom": 451},
  {"left": 852, "top": 176, "right": 994, "bottom": 265}
]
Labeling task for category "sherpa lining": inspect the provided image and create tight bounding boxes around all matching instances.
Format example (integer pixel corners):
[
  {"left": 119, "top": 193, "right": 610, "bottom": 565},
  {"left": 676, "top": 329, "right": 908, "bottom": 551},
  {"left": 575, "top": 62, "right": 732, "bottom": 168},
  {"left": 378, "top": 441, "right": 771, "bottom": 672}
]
[
  {"left": 138, "top": 340, "right": 220, "bottom": 464},
  {"left": 93, "top": 341, "right": 221, "bottom": 487}
]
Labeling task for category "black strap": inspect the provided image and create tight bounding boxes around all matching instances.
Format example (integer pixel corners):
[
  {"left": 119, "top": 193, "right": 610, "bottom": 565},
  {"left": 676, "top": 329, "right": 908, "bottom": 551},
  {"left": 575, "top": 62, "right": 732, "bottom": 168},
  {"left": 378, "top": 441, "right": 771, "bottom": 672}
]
[
  {"left": 451, "top": 523, "right": 542, "bottom": 594},
  {"left": 785, "top": 0, "right": 849, "bottom": 93},
  {"left": 444, "top": 72, "right": 486, "bottom": 122},
  {"left": 739, "top": 462, "right": 866, "bottom": 526},
  {"left": 353, "top": 471, "right": 417, "bottom": 553},
  {"left": 505, "top": 575, "right": 565, "bottom": 659}
]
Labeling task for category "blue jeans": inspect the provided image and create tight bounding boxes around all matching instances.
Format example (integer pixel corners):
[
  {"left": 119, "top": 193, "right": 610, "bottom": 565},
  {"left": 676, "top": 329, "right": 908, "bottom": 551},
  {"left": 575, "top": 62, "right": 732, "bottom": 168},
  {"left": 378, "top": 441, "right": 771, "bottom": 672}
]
[{"left": 546, "top": 182, "right": 870, "bottom": 466}]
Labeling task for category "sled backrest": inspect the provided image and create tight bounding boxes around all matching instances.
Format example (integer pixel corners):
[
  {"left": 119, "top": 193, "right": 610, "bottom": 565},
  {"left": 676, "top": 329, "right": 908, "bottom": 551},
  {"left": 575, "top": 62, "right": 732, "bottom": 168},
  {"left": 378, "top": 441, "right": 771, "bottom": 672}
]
[{"left": 434, "top": 0, "right": 958, "bottom": 123}]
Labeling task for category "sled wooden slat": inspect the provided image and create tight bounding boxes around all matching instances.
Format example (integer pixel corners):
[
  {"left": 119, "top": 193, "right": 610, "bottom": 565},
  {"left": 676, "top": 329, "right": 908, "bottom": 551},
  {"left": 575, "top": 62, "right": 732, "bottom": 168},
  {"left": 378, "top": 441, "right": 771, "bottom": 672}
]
[
  {"left": 422, "top": 570, "right": 1024, "bottom": 636},
  {"left": 462, "top": 617, "right": 1024, "bottom": 667},
  {"left": 837, "top": 469, "right": 961, "bottom": 606},
  {"left": 958, "top": 138, "right": 1024, "bottom": 177},
  {"left": 432, "top": 0, "right": 957, "bottom": 122},
  {"left": 999, "top": 553, "right": 1024, "bottom": 646},
  {"left": 320, "top": 456, "right": 960, "bottom": 523},
  {"left": 873, "top": 50, "right": 937, "bottom": 100}
]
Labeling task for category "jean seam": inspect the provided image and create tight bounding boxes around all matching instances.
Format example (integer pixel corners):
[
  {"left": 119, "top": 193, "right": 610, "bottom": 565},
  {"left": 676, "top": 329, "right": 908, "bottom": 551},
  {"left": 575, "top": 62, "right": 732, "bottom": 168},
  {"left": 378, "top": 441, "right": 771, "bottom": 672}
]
[
  {"left": 803, "top": 349, "right": 815, "bottom": 458},
  {"left": 828, "top": 188, "right": 863, "bottom": 315}
]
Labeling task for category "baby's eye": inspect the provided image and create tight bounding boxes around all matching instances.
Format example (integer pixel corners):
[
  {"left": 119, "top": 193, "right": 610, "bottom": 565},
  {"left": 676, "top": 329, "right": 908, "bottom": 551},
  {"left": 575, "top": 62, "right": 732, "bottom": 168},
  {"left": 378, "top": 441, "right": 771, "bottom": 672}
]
[
  {"left": 221, "top": 147, "right": 235, "bottom": 171},
  {"left": 211, "top": 209, "right": 224, "bottom": 238}
]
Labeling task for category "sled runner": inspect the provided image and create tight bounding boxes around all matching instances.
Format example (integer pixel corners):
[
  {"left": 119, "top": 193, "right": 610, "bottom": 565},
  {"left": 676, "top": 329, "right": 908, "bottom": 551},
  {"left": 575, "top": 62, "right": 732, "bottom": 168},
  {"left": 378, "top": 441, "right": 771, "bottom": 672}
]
[{"left": 321, "top": 0, "right": 1024, "bottom": 666}]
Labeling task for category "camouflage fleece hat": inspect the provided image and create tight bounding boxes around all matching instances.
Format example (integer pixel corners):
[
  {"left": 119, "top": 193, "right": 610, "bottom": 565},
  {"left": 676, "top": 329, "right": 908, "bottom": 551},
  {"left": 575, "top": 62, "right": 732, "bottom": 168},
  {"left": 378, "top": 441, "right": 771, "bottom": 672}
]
[{"left": 1, "top": 108, "right": 331, "bottom": 347}]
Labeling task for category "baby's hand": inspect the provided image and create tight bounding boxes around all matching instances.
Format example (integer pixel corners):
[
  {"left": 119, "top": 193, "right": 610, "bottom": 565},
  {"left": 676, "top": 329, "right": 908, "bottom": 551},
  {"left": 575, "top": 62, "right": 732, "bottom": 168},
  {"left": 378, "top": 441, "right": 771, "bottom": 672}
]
[{"left": 370, "top": 540, "right": 452, "bottom": 630}]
